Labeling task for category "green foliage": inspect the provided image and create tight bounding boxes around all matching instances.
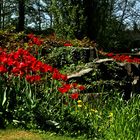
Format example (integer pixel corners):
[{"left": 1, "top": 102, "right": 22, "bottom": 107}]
[
  {"left": 45, "top": 47, "right": 94, "bottom": 68},
  {"left": 0, "top": 75, "right": 36, "bottom": 128},
  {"left": 0, "top": 31, "right": 139, "bottom": 140},
  {"left": 33, "top": 88, "right": 140, "bottom": 139},
  {"left": 104, "top": 94, "right": 140, "bottom": 140},
  {"left": 49, "top": 0, "right": 85, "bottom": 39}
]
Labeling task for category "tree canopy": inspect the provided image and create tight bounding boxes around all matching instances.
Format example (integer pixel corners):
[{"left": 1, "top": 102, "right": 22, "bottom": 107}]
[{"left": 0, "top": 0, "right": 140, "bottom": 51}]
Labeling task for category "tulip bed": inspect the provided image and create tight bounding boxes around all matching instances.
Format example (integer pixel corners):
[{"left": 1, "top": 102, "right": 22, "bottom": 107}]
[{"left": 0, "top": 31, "right": 139, "bottom": 140}]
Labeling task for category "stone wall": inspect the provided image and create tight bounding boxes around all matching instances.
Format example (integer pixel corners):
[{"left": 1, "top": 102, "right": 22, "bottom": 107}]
[{"left": 68, "top": 59, "right": 140, "bottom": 100}]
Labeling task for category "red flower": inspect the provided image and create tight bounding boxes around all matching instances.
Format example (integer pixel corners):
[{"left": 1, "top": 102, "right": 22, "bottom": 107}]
[
  {"left": 72, "top": 83, "right": 78, "bottom": 88},
  {"left": 34, "top": 75, "right": 41, "bottom": 81},
  {"left": 64, "top": 43, "right": 73, "bottom": 47},
  {"left": 18, "top": 62, "right": 27, "bottom": 69},
  {"left": 11, "top": 67, "right": 20, "bottom": 74},
  {"left": 70, "top": 93, "right": 79, "bottom": 100},
  {"left": 113, "top": 54, "right": 120, "bottom": 61},
  {"left": 126, "top": 58, "right": 133, "bottom": 63},
  {"left": 13, "top": 52, "right": 19, "bottom": 60},
  {"left": 106, "top": 53, "right": 114, "bottom": 57},
  {"left": 28, "top": 42, "right": 33, "bottom": 46},
  {"left": 78, "top": 85, "right": 85, "bottom": 91},
  {"left": 31, "top": 61, "right": 42, "bottom": 72},
  {"left": 36, "top": 40, "right": 43, "bottom": 46},
  {"left": 133, "top": 58, "right": 140, "bottom": 63},
  {"left": 19, "top": 71, "right": 24, "bottom": 78},
  {"left": 26, "top": 75, "right": 41, "bottom": 83},
  {"left": 7, "top": 58, "right": 15, "bottom": 66},
  {"left": 60, "top": 74, "right": 67, "bottom": 81},
  {"left": 0, "top": 65, "right": 7, "bottom": 73},
  {"left": 27, "top": 34, "right": 43, "bottom": 46},
  {"left": 52, "top": 68, "right": 61, "bottom": 80},
  {"left": 27, "top": 33, "right": 34, "bottom": 39},
  {"left": 58, "top": 84, "right": 71, "bottom": 94},
  {"left": 0, "top": 56, "right": 8, "bottom": 64},
  {"left": 0, "top": 47, "right": 3, "bottom": 52},
  {"left": 41, "top": 64, "right": 53, "bottom": 73}
]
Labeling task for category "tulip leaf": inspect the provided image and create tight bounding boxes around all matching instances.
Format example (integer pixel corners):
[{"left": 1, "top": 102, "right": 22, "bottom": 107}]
[{"left": 2, "top": 87, "right": 7, "bottom": 106}]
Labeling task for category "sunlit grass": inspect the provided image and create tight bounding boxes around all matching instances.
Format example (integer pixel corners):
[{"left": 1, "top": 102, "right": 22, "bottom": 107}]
[
  {"left": 103, "top": 94, "right": 140, "bottom": 140},
  {"left": 0, "top": 129, "right": 41, "bottom": 140},
  {"left": 0, "top": 129, "right": 84, "bottom": 140}
]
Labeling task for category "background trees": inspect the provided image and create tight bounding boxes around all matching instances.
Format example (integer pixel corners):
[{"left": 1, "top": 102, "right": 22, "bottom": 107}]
[
  {"left": 0, "top": 0, "right": 16, "bottom": 29},
  {"left": 0, "top": 0, "right": 140, "bottom": 51}
]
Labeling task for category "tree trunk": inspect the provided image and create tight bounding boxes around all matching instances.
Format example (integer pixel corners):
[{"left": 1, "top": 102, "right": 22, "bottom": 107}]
[
  {"left": 2, "top": 3, "right": 4, "bottom": 30},
  {"left": 17, "top": 0, "right": 25, "bottom": 31},
  {"left": 83, "top": 0, "right": 99, "bottom": 40},
  {"left": 38, "top": 1, "right": 41, "bottom": 32},
  {"left": 1, "top": 0, "right": 5, "bottom": 29},
  {"left": 0, "top": 0, "right": 2, "bottom": 29}
]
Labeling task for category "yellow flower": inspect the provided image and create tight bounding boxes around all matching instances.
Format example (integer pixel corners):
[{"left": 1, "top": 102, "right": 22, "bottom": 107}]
[
  {"left": 109, "top": 112, "right": 113, "bottom": 118},
  {"left": 78, "top": 104, "right": 82, "bottom": 108},
  {"left": 90, "top": 109, "right": 98, "bottom": 113},
  {"left": 77, "top": 100, "right": 82, "bottom": 104},
  {"left": 77, "top": 100, "right": 83, "bottom": 108}
]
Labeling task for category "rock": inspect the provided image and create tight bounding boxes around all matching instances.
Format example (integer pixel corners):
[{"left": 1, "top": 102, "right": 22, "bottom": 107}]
[
  {"left": 94, "top": 58, "right": 114, "bottom": 63},
  {"left": 123, "top": 63, "right": 140, "bottom": 94},
  {"left": 67, "top": 68, "right": 93, "bottom": 79},
  {"left": 68, "top": 59, "right": 140, "bottom": 100}
]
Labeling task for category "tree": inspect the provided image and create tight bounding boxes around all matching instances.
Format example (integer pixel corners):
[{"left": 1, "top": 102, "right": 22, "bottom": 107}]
[
  {"left": 49, "top": 0, "right": 116, "bottom": 40},
  {"left": 1, "top": 0, "right": 140, "bottom": 42},
  {"left": 49, "top": 0, "right": 85, "bottom": 38},
  {"left": 17, "top": 0, "right": 25, "bottom": 31},
  {"left": 0, "top": 0, "right": 16, "bottom": 30},
  {"left": 0, "top": 0, "right": 2, "bottom": 29}
]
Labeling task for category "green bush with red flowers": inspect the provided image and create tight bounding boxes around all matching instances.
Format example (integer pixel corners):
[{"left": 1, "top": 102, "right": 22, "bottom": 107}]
[{"left": 0, "top": 31, "right": 86, "bottom": 130}]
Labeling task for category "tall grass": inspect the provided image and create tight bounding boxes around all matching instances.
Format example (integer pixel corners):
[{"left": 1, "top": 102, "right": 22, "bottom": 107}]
[{"left": 103, "top": 94, "right": 140, "bottom": 140}]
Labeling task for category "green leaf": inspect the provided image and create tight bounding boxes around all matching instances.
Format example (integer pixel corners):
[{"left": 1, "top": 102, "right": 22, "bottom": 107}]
[{"left": 2, "top": 87, "right": 7, "bottom": 106}]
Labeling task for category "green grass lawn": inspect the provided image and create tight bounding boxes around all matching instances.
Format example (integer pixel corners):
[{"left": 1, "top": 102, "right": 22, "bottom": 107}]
[{"left": 0, "top": 129, "right": 84, "bottom": 140}]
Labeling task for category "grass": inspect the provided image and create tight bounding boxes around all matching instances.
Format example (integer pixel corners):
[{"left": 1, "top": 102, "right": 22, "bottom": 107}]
[
  {"left": 103, "top": 94, "right": 140, "bottom": 140},
  {"left": 0, "top": 129, "right": 41, "bottom": 140},
  {"left": 0, "top": 129, "right": 84, "bottom": 140},
  {"left": 0, "top": 95, "right": 139, "bottom": 140}
]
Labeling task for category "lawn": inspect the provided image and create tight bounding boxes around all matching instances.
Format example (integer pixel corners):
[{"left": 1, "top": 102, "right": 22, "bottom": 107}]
[{"left": 0, "top": 129, "right": 84, "bottom": 140}]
